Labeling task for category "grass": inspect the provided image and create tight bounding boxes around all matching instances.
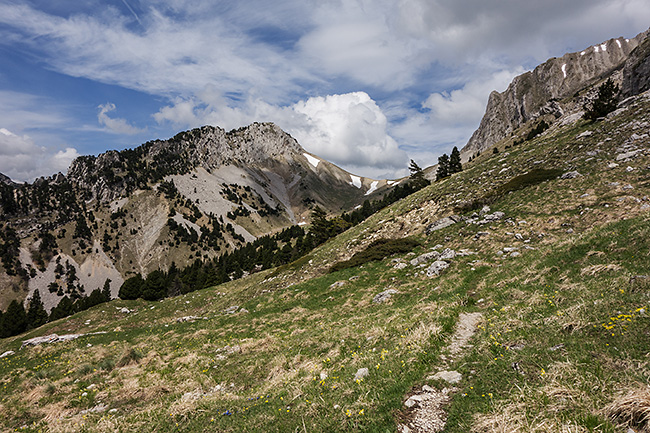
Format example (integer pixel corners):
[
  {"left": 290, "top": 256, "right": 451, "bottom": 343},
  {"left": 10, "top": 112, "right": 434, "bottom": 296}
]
[{"left": 1, "top": 94, "right": 649, "bottom": 432}]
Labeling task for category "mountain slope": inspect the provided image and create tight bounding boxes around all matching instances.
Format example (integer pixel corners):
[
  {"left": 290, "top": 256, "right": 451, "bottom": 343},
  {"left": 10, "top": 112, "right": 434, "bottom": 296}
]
[
  {"left": 1, "top": 74, "right": 649, "bottom": 432},
  {"left": 0, "top": 122, "right": 393, "bottom": 312}
]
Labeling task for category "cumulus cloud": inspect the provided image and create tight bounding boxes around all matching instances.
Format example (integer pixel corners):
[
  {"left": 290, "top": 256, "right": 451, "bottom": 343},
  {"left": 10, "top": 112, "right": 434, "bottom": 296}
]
[
  {"left": 154, "top": 91, "right": 408, "bottom": 178},
  {"left": 0, "top": 128, "right": 80, "bottom": 182},
  {"left": 97, "top": 103, "right": 145, "bottom": 135}
]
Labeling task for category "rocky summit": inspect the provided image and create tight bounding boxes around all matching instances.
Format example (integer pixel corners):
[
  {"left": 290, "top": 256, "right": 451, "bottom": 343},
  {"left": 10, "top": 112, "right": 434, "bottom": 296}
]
[{"left": 1, "top": 28, "right": 650, "bottom": 433}]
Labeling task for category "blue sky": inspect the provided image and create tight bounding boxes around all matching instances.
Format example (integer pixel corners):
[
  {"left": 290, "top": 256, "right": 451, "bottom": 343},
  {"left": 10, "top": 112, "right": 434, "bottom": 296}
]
[{"left": 1, "top": 0, "right": 649, "bottom": 182}]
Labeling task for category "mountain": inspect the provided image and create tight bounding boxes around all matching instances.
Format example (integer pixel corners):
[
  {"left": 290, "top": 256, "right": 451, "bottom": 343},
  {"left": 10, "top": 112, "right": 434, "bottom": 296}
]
[
  {"left": 463, "top": 28, "right": 650, "bottom": 158},
  {"left": 1, "top": 51, "right": 650, "bottom": 433},
  {"left": 0, "top": 122, "right": 396, "bottom": 312}
]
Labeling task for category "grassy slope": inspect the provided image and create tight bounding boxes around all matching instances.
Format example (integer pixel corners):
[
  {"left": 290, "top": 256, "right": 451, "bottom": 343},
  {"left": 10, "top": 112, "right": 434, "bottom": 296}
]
[{"left": 1, "top": 96, "right": 649, "bottom": 433}]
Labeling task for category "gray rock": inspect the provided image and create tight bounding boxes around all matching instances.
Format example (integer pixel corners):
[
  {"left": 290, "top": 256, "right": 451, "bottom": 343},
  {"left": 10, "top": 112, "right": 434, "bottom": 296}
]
[
  {"left": 510, "top": 251, "right": 521, "bottom": 257},
  {"left": 425, "top": 217, "right": 457, "bottom": 234},
  {"left": 119, "top": 307, "right": 132, "bottom": 314},
  {"left": 354, "top": 367, "right": 369, "bottom": 382},
  {"left": 0, "top": 351, "right": 15, "bottom": 358},
  {"left": 223, "top": 306, "right": 240, "bottom": 314},
  {"left": 410, "top": 251, "right": 440, "bottom": 266},
  {"left": 479, "top": 206, "right": 491, "bottom": 217},
  {"left": 616, "top": 150, "right": 642, "bottom": 161},
  {"left": 21, "top": 333, "right": 83, "bottom": 348},
  {"left": 426, "top": 261, "right": 449, "bottom": 277},
  {"left": 474, "top": 231, "right": 490, "bottom": 240},
  {"left": 176, "top": 316, "right": 203, "bottom": 323},
  {"left": 439, "top": 248, "right": 456, "bottom": 260},
  {"left": 430, "top": 370, "right": 462, "bottom": 384},
  {"left": 329, "top": 281, "right": 346, "bottom": 289},
  {"left": 373, "top": 289, "right": 398, "bottom": 304},
  {"left": 394, "top": 262, "right": 408, "bottom": 270},
  {"left": 561, "top": 171, "right": 581, "bottom": 179}
]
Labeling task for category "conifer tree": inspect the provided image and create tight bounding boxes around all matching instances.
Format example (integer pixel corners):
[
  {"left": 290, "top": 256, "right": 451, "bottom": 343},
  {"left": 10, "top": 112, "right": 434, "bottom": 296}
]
[
  {"left": 26, "top": 289, "right": 48, "bottom": 329},
  {"left": 101, "top": 278, "right": 112, "bottom": 302},
  {"left": 0, "top": 300, "right": 28, "bottom": 337},
  {"left": 409, "top": 159, "right": 430, "bottom": 189},
  {"left": 436, "top": 154, "right": 450, "bottom": 181},
  {"left": 49, "top": 296, "right": 74, "bottom": 322},
  {"left": 449, "top": 146, "right": 463, "bottom": 174},
  {"left": 583, "top": 78, "right": 619, "bottom": 120}
]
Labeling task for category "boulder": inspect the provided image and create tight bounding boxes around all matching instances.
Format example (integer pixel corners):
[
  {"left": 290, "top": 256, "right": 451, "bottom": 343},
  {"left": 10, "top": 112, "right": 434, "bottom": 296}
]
[
  {"left": 426, "top": 261, "right": 449, "bottom": 277},
  {"left": 373, "top": 289, "right": 398, "bottom": 304}
]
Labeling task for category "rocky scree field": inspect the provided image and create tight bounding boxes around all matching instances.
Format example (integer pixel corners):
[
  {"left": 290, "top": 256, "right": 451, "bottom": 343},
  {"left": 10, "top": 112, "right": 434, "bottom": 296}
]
[{"left": 1, "top": 93, "right": 650, "bottom": 432}]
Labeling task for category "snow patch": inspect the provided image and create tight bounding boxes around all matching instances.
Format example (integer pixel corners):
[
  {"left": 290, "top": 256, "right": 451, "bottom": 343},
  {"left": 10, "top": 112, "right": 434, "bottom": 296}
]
[
  {"left": 561, "top": 64, "right": 567, "bottom": 78},
  {"left": 349, "top": 175, "right": 362, "bottom": 188},
  {"left": 594, "top": 46, "right": 599, "bottom": 53},
  {"left": 616, "top": 39, "right": 622, "bottom": 48},
  {"left": 580, "top": 51, "right": 586, "bottom": 56},
  {"left": 298, "top": 221, "right": 307, "bottom": 226},
  {"left": 303, "top": 153, "right": 320, "bottom": 168},
  {"left": 364, "top": 180, "right": 379, "bottom": 196},
  {"left": 600, "top": 43, "right": 607, "bottom": 51}
]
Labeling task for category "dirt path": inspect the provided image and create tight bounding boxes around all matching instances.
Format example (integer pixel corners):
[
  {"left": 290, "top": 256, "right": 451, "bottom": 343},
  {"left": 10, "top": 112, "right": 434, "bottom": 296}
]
[{"left": 398, "top": 312, "right": 483, "bottom": 433}]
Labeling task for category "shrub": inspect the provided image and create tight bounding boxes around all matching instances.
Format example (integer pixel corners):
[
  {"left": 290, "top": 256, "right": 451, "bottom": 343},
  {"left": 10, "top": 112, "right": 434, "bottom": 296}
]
[{"left": 329, "top": 237, "right": 420, "bottom": 273}]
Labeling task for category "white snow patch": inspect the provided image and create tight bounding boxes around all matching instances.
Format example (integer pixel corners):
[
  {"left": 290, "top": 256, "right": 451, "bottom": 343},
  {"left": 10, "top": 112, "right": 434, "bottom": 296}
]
[
  {"left": 298, "top": 222, "right": 307, "bottom": 226},
  {"left": 386, "top": 180, "right": 398, "bottom": 185},
  {"left": 349, "top": 175, "right": 362, "bottom": 188},
  {"left": 561, "top": 64, "right": 567, "bottom": 78},
  {"left": 580, "top": 51, "right": 586, "bottom": 56},
  {"left": 616, "top": 40, "right": 622, "bottom": 48},
  {"left": 626, "top": 39, "right": 630, "bottom": 42},
  {"left": 364, "top": 181, "right": 379, "bottom": 196},
  {"left": 303, "top": 153, "right": 320, "bottom": 168},
  {"left": 600, "top": 44, "right": 607, "bottom": 51},
  {"left": 594, "top": 46, "right": 599, "bottom": 53}
]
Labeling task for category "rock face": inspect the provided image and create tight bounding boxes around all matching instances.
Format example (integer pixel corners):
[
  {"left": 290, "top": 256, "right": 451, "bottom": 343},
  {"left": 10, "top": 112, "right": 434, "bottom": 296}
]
[
  {"left": 622, "top": 35, "right": 650, "bottom": 97},
  {"left": 463, "top": 29, "right": 649, "bottom": 157}
]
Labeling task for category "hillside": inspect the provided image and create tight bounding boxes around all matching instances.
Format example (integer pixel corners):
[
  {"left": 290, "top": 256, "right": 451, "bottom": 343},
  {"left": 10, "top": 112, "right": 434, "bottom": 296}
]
[{"left": 1, "top": 71, "right": 649, "bottom": 432}]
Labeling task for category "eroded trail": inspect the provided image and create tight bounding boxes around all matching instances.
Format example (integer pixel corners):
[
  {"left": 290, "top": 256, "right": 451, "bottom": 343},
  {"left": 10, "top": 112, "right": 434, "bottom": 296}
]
[{"left": 398, "top": 312, "right": 483, "bottom": 433}]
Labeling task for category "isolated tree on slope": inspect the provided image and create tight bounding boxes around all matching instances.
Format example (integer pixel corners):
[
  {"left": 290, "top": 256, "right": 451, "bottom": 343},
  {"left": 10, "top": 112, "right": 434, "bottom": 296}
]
[
  {"left": 583, "top": 78, "right": 619, "bottom": 120},
  {"left": 449, "top": 147, "right": 463, "bottom": 174},
  {"left": 436, "top": 154, "right": 450, "bottom": 181},
  {"left": 408, "top": 159, "right": 430, "bottom": 189}
]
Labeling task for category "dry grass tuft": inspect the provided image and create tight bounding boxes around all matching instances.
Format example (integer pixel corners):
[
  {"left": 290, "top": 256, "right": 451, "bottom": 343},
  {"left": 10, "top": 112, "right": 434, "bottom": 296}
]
[
  {"left": 580, "top": 264, "right": 622, "bottom": 276},
  {"left": 604, "top": 385, "right": 650, "bottom": 432}
]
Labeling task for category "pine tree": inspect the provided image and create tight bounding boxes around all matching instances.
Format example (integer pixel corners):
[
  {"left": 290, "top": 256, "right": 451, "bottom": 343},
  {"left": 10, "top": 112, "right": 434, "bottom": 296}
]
[
  {"left": 436, "top": 154, "right": 450, "bottom": 181},
  {"left": 0, "top": 300, "right": 28, "bottom": 337},
  {"left": 101, "top": 278, "right": 112, "bottom": 302},
  {"left": 584, "top": 78, "right": 619, "bottom": 120},
  {"left": 118, "top": 274, "right": 144, "bottom": 300},
  {"left": 449, "top": 147, "right": 463, "bottom": 174},
  {"left": 409, "top": 159, "right": 430, "bottom": 189},
  {"left": 49, "top": 296, "right": 75, "bottom": 321},
  {"left": 26, "top": 289, "right": 48, "bottom": 329}
]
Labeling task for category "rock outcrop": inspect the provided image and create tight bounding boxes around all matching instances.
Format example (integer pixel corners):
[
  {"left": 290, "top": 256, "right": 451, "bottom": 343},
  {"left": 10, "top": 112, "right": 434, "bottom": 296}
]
[{"left": 463, "top": 29, "right": 650, "bottom": 157}]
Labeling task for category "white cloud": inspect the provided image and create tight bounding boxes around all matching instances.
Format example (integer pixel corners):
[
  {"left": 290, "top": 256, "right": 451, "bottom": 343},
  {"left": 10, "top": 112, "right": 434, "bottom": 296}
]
[
  {"left": 154, "top": 91, "right": 409, "bottom": 178},
  {"left": 97, "top": 103, "right": 145, "bottom": 135},
  {"left": 0, "top": 128, "right": 80, "bottom": 182}
]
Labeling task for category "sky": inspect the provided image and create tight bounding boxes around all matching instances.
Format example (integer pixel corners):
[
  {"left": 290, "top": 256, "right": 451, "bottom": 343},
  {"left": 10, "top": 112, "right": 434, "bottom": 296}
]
[{"left": 0, "top": 0, "right": 649, "bottom": 182}]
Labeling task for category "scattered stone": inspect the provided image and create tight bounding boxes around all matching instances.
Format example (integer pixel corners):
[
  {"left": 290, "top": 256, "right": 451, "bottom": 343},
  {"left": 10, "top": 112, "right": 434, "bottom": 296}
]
[
  {"left": 608, "top": 162, "right": 620, "bottom": 168},
  {"left": 576, "top": 130, "right": 593, "bottom": 138},
  {"left": 330, "top": 281, "right": 346, "bottom": 289},
  {"left": 549, "top": 343, "right": 565, "bottom": 351},
  {"left": 561, "top": 171, "right": 581, "bottom": 179},
  {"left": 623, "top": 184, "right": 635, "bottom": 190},
  {"left": 630, "top": 133, "right": 648, "bottom": 141},
  {"left": 21, "top": 333, "right": 83, "bottom": 348},
  {"left": 119, "top": 307, "right": 132, "bottom": 314},
  {"left": 479, "top": 205, "right": 491, "bottom": 216},
  {"left": 474, "top": 231, "right": 489, "bottom": 240},
  {"left": 109, "top": 408, "right": 118, "bottom": 414},
  {"left": 223, "top": 306, "right": 240, "bottom": 314},
  {"left": 349, "top": 276, "right": 360, "bottom": 281},
  {"left": 426, "top": 261, "right": 449, "bottom": 277},
  {"left": 399, "top": 387, "right": 455, "bottom": 433},
  {"left": 239, "top": 308, "right": 249, "bottom": 313},
  {"left": 354, "top": 368, "right": 369, "bottom": 382},
  {"left": 626, "top": 166, "right": 635, "bottom": 172},
  {"left": 514, "top": 233, "right": 524, "bottom": 240},
  {"left": 176, "top": 316, "right": 203, "bottom": 323},
  {"left": 320, "top": 372, "right": 328, "bottom": 380},
  {"left": 373, "top": 289, "right": 399, "bottom": 304},
  {"left": 410, "top": 251, "right": 440, "bottom": 266},
  {"left": 616, "top": 150, "right": 642, "bottom": 161},
  {"left": 430, "top": 370, "right": 462, "bottom": 384},
  {"left": 0, "top": 351, "right": 15, "bottom": 358},
  {"left": 510, "top": 251, "right": 521, "bottom": 258},
  {"left": 80, "top": 403, "right": 108, "bottom": 415},
  {"left": 580, "top": 193, "right": 590, "bottom": 198},
  {"left": 425, "top": 217, "right": 458, "bottom": 234},
  {"left": 394, "top": 262, "right": 408, "bottom": 270},
  {"left": 439, "top": 248, "right": 456, "bottom": 260}
]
